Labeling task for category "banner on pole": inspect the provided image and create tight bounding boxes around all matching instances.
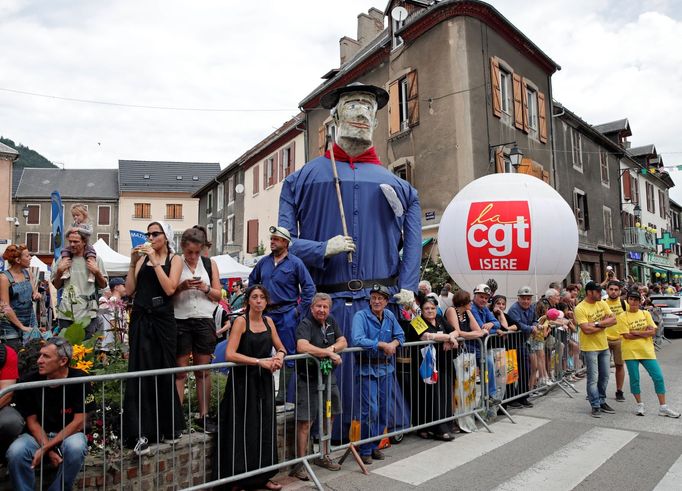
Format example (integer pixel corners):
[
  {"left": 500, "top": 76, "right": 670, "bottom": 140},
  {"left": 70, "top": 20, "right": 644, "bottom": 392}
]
[{"left": 51, "top": 191, "right": 64, "bottom": 263}]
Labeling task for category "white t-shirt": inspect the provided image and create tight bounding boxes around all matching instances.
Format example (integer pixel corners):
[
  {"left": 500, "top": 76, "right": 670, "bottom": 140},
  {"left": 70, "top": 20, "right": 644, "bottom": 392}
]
[{"left": 173, "top": 257, "right": 215, "bottom": 319}]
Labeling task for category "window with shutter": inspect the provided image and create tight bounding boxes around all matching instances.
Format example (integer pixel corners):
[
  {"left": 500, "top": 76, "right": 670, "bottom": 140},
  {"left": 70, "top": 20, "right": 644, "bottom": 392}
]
[
  {"left": 512, "top": 73, "right": 524, "bottom": 130},
  {"left": 537, "top": 91, "right": 547, "bottom": 143},
  {"left": 600, "top": 151, "right": 610, "bottom": 186},
  {"left": 290, "top": 140, "right": 296, "bottom": 174},
  {"left": 98, "top": 206, "right": 111, "bottom": 225},
  {"left": 133, "top": 203, "right": 151, "bottom": 219},
  {"left": 521, "top": 78, "right": 530, "bottom": 133},
  {"left": 407, "top": 70, "right": 419, "bottom": 127},
  {"left": 495, "top": 147, "right": 506, "bottom": 173},
  {"left": 247, "top": 219, "right": 259, "bottom": 253},
  {"left": 166, "top": 204, "right": 182, "bottom": 219},
  {"left": 318, "top": 125, "right": 326, "bottom": 156},
  {"left": 26, "top": 232, "right": 39, "bottom": 253},
  {"left": 622, "top": 171, "right": 632, "bottom": 201},
  {"left": 388, "top": 80, "right": 400, "bottom": 135},
  {"left": 603, "top": 207, "right": 613, "bottom": 245},
  {"left": 97, "top": 233, "right": 110, "bottom": 245},
  {"left": 490, "top": 57, "right": 502, "bottom": 118},
  {"left": 253, "top": 165, "right": 259, "bottom": 194},
  {"left": 26, "top": 204, "right": 40, "bottom": 225},
  {"left": 389, "top": 70, "right": 419, "bottom": 135}
]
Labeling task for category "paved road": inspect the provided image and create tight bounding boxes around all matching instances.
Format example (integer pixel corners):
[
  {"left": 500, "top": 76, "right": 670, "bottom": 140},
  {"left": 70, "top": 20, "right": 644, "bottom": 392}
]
[{"left": 279, "top": 336, "right": 682, "bottom": 490}]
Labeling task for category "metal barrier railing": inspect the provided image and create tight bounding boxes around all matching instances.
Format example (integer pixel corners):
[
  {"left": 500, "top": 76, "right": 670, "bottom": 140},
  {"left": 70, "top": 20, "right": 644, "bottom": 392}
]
[
  {"left": 326, "top": 338, "right": 489, "bottom": 472},
  {"left": 0, "top": 353, "right": 328, "bottom": 491}
]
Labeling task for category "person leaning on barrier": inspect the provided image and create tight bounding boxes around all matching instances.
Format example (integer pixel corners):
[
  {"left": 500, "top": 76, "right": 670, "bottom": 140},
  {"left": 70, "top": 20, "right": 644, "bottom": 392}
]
[
  {"left": 407, "top": 295, "right": 457, "bottom": 441},
  {"left": 0, "top": 344, "right": 24, "bottom": 460},
  {"left": 213, "top": 284, "right": 286, "bottom": 491},
  {"left": 7, "top": 338, "right": 95, "bottom": 491},
  {"left": 469, "top": 284, "right": 500, "bottom": 403},
  {"left": 505, "top": 286, "right": 539, "bottom": 408},
  {"left": 289, "top": 292, "right": 347, "bottom": 481},
  {"left": 351, "top": 284, "right": 405, "bottom": 465}
]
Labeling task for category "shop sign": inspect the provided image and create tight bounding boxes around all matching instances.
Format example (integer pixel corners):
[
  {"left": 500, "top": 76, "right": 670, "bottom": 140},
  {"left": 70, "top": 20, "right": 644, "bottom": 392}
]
[{"left": 647, "top": 252, "right": 674, "bottom": 267}]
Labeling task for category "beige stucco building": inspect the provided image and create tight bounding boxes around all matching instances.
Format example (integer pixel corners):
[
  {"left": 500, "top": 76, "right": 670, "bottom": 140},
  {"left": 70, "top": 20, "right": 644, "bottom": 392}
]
[
  {"left": 241, "top": 117, "right": 305, "bottom": 262},
  {"left": 0, "top": 142, "right": 18, "bottom": 247},
  {"left": 117, "top": 160, "right": 220, "bottom": 253}
]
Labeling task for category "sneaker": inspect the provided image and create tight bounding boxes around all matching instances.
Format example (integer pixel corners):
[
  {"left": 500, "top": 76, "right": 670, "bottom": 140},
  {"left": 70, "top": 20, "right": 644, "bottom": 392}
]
[
  {"left": 371, "top": 449, "right": 385, "bottom": 460},
  {"left": 591, "top": 407, "right": 602, "bottom": 418},
  {"left": 193, "top": 416, "right": 218, "bottom": 434},
  {"left": 615, "top": 390, "right": 626, "bottom": 402},
  {"left": 519, "top": 398, "right": 534, "bottom": 408},
  {"left": 659, "top": 405, "right": 681, "bottom": 418},
  {"left": 289, "top": 463, "right": 309, "bottom": 481},
  {"left": 360, "top": 455, "right": 372, "bottom": 465},
  {"left": 133, "top": 437, "right": 150, "bottom": 456},
  {"left": 635, "top": 403, "right": 645, "bottom": 416},
  {"left": 600, "top": 403, "right": 616, "bottom": 414},
  {"left": 314, "top": 455, "right": 341, "bottom": 471},
  {"left": 163, "top": 432, "right": 182, "bottom": 444}
]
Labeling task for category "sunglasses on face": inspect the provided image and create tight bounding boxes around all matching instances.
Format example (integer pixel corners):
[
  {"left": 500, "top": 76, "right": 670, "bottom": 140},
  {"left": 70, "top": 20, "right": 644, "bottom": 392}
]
[{"left": 145, "top": 231, "right": 164, "bottom": 238}]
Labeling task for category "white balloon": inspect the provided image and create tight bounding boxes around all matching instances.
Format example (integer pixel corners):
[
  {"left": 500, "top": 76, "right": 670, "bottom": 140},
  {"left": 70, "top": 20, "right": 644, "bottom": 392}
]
[{"left": 438, "top": 173, "right": 579, "bottom": 300}]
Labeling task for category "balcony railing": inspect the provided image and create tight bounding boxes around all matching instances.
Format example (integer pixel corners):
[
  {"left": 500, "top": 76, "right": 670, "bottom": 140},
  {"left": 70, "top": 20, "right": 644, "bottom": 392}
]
[{"left": 623, "top": 227, "right": 656, "bottom": 251}]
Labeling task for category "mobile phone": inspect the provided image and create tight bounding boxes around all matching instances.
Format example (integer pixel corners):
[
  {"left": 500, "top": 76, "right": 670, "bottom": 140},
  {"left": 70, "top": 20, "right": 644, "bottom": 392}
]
[{"left": 193, "top": 276, "right": 201, "bottom": 281}]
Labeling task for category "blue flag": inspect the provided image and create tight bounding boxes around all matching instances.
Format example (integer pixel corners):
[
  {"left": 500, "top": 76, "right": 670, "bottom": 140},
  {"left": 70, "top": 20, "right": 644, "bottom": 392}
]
[{"left": 51, "top": 191, "right": 64, "bottom": 262}]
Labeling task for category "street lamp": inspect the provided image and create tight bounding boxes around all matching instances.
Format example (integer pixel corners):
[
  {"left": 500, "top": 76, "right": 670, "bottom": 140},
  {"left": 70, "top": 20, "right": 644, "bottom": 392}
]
[
  {"left": 633, "top": 204, "right": 641, "bottom": 220},
  {"left": 21, "top": 205, "right": 29, "bottom": 219},
  {"left": 489, "top": 141, "right": 524, "bottom": 172}
]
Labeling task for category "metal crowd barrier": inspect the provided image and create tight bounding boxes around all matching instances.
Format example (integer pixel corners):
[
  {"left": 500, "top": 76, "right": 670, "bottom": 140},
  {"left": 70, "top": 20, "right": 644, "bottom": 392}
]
[
  {"left": 326, "top": 338, "right": 489, "bottom": 472},
  {"left": 0, "top": 353, "right": 328, "bottom": 491}
]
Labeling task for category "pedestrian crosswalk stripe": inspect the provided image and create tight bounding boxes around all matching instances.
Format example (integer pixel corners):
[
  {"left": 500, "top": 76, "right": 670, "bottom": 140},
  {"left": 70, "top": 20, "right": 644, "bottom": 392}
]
[
  {"left": 653, "top": 452, "right": 682, "bottom": 490},
  {"left": 372, "top": 415, "right": 550, "bottom": 486},
  {"left": 493, "top": 427, "right": 638, "bottom": 491}
]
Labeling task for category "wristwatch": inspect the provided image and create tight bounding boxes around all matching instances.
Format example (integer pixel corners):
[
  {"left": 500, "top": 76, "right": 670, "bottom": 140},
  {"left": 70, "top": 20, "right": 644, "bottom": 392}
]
[{"left": 595, "top": 321, "right": 600, "bottom": 328}]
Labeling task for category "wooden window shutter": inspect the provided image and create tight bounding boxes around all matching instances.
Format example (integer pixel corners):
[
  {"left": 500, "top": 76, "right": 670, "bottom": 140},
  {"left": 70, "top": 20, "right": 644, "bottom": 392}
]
[
  {"left": 388, "top": 80, "right": 400, "bottom": 135},
  {"left": 512, "top": 73, "right": 524, "bottom": 130},
  {"left": 247, "top": 219, "right": 259, "bottom": 253},
  {"left": 622, "top": 171, "right": 632, "bottom": 201},
  {"left": 318, "top": 125, "right": 326, "bottom": 156},
  {"left": 490, "top": 57, "right": 502, "bottom": 118},
  {"left": 272, "top": 153, "right": 279, "bottom": 186},
  {"left": 517, "top": 157, "right": 531, "bottom": 175},
  {"left": 290, "top": 141, "right": 296, "bottom": 173},
  {"left": 27, "top": 205, "right": 39, "bottom": 224},
  {"left": 253, "top": 164, "right": 259, "bottom": 194},
  {"left": 495, "top": 147, "right": 505, "bottom": 173},
  {"left": 263, "top": 160, "right": 267, "bottom": 188},
  {"left": 538, "top": 91, "right": 548, "bottom": 143},
  {"left": 521, "top": 78, "right": 529, "bottom": 133},
  {"left": 407, "top": 70, "right": 419, "bottom": 127},
  {"left": 98, "top": 206, "right": 110, "bottom": 225}
]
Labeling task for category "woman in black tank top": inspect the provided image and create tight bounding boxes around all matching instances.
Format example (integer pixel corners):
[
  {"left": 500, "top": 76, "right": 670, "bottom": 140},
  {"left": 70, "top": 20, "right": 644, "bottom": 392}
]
[
  {"left": 122, "top": 221, "right": 184, "bottom": 453},
  {"left": 213, "top": 285, "right": 287, "bottom": 491}
]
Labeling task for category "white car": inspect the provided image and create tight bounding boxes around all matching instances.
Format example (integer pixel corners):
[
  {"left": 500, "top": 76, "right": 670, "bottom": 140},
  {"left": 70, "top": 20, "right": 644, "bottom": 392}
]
[{"left": 649, "top": 295, "right": 682, "bottom": 333}]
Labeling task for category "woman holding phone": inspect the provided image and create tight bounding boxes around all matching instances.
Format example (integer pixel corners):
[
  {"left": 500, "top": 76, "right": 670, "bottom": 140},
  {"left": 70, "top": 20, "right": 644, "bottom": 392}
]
[{"left": 174, "top": 226, "right": 222, "bottom": 433}]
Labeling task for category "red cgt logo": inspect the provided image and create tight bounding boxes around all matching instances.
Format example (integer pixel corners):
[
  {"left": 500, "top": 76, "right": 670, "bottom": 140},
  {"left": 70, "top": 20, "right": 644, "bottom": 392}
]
[{"left": 466, "top": 201, "right": 531, "bottom": 271}]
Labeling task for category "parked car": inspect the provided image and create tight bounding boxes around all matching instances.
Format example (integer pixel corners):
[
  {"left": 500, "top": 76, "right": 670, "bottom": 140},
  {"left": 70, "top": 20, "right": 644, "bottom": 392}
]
[{"left": 649, "top": 295, "right": 682, "bottom": 333}]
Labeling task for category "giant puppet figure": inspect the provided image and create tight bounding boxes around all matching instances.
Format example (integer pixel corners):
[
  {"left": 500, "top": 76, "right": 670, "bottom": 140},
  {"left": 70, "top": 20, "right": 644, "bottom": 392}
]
[{"left": 278, "top": 82, "right": 421, "bottom": 439}]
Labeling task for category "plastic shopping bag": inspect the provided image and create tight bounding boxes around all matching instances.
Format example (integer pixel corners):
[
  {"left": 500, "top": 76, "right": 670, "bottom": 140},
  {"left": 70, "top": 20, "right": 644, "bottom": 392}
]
[
  {"left": 491, "top": 347, "right": 507, "bottom": 401},
  {"left": 453, "top": 351, "right": 478, "bottom": 432},
  {"left": 419, "top": 345, "right": 438, "bottom": 384},
  {"left": 506, "top": 349, "right": 519, "bottom": 385}
]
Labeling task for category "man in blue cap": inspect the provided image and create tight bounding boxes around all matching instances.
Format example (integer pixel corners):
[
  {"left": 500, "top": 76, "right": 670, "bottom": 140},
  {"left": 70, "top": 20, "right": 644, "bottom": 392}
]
[
  {"left": 249, "top": 225, "right": 316, "bottom": 404},
  {"left": 279, "top": 82, "right": 421, "bottom": 438}
]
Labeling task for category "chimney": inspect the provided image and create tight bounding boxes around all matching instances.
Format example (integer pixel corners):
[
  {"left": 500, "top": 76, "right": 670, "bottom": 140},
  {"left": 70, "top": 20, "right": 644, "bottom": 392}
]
[
  {"left": 339, "top": 8, "right": 384, "bottom": 66},
  {"left": 339, "top": 37, "right": 361, "bottom": 65}
]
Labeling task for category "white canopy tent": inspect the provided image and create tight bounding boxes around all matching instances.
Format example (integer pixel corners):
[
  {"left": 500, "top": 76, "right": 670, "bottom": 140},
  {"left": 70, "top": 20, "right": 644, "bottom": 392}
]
[
  {"left": 30, "top": 255, "right": 49, "bottom": 273},
  {"left": 92, "top": 238, "right": 132, "bottom": 275},
  {"left": 212, "top": 254, "right": 252, "bottom": 280}
]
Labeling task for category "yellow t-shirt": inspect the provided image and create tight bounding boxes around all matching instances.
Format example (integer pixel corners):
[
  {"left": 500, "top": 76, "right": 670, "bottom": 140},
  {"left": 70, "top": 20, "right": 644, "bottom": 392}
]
[
  {"left": 620, "top": 309, "right": 656, "bottom": 360},
  {"left": 575, "top": 300, "right": 612, "bottom": 351},
  {"left": 604, "top": 297, "right": 627, "bottom": 341}
]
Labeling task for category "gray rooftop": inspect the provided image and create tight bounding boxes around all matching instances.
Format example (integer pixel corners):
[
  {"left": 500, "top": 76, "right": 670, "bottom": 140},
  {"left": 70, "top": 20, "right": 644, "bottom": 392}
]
[
  {"left": 0, "top": 141, "right": 19, "bottom": 156},
  {"left": 15, "top": 169, "right": 119, "bottom": 199},
  {"left": 593, "top": 118, "right": 630, "bottom": 135},
  {"left": 118, "top": 160, "right": 220, "bottom": 193},
  {"left": 628, "top": 144, "right": 656, "bottom": 157}
]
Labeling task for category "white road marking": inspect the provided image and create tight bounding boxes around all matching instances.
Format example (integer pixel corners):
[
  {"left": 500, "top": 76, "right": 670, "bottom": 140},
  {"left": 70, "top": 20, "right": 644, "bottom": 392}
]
[
  {"left": 372, "top": 415, "right": 550, "bottom": 486},
  {"left": 493, "top": 426, "right": 638, "bottom": 491},
  {"left": 653, "top": 452, "right": 682, "bottom": 491}
]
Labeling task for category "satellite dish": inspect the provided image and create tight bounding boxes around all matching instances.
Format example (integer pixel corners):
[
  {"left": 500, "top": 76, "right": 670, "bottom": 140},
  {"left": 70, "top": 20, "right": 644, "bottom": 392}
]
[
  {"left": 235, "top": 183, "right": 245, "bottom": 194},
  {"left": 391, "top": 6, "right": 408, "bottom": 22}
]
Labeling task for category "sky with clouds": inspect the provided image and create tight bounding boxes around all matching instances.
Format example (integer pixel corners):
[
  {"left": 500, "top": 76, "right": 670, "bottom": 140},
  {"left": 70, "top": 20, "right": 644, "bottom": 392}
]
[{"left": 1, "top": 0, "right": 681, "bottom": 198}]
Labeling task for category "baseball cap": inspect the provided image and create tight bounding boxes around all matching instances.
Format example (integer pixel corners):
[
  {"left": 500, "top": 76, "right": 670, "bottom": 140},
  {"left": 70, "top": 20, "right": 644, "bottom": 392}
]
[
  {"left": 269, "top": 225, "right": 291, "bottom": 243},
  {"left": 626, "top": 290, "right": 642, "bottom": 300},
  {"left": 584, "top": 281, "right": 601, "bottom": 292},
  {"left": 473, "top": 284, "right": 492, "bottom": 295},
  {"left": 109, "top": 277, "right": 125, "bottom": 289},
  {"left": 369, "top": 284, "right": 391, "bottom": 298},
  {"left": 517, "top": 286, "right": 534, "bottom": 296}
]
